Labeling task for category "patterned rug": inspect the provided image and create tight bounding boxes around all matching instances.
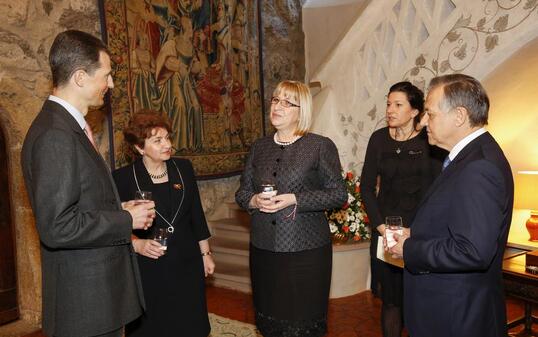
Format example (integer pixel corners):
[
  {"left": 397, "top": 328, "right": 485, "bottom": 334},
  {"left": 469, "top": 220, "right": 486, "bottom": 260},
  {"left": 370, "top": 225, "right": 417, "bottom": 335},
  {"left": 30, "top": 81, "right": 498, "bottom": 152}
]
[{"left": 209, "top": 313, "right": 262, "bottom": 337}]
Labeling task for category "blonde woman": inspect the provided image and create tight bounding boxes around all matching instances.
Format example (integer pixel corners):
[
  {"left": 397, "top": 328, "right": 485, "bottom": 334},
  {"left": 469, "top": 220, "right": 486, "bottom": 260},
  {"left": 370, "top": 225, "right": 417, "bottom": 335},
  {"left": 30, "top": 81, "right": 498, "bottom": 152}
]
[{"left": 236, "top": 80, "right": 347, "bottom": 337}]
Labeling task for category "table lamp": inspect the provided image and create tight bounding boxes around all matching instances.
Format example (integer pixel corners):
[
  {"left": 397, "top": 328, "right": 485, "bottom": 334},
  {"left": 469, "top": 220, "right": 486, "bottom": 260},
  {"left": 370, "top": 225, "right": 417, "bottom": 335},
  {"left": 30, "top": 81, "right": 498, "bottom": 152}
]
[{"left": 514, "top": 171, "right": 538, "bottom": 241}]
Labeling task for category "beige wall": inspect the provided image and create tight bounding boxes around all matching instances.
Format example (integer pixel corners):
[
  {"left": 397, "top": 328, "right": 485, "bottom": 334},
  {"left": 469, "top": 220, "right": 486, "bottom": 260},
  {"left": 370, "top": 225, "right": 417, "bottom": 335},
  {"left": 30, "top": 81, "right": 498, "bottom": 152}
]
[
  {"left": 303, "top": 0, "right": 370, "bottom": 80},
  {"left": 485, "top": 37, "right": 538, "bottom": 173},
  {"left": 484, "top": 36, "right": 538, "bottom": 251}
]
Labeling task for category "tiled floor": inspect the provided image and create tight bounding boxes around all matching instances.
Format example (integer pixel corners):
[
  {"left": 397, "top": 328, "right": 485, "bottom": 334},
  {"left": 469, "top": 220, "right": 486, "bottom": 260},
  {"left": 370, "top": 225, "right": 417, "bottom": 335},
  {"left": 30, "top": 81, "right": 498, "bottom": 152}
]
[
  {"left": 207, "top": 286, "right": 530, "bottom": 337},
  {"left": 18, "top": 286, "right": 534, "bottom": 337},
  {"left": 207, "top": 286, "right": 383, "bottom": 337}
]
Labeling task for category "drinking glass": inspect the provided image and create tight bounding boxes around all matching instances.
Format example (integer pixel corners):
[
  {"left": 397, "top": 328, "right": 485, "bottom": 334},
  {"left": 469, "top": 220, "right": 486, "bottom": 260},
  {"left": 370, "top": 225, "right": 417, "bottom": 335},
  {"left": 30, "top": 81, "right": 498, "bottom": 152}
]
[
  {"left": 153, "top": 228, "right": 169, "bottom": 251},
  {"left": 135, "top": 190, "right": 152, "bottom": 201},
  {"left": 260, "top": 183, "right": 277, "bottom": 200},
  {"left": 385, "top": 216, "right": 403, "bottom": 248}
]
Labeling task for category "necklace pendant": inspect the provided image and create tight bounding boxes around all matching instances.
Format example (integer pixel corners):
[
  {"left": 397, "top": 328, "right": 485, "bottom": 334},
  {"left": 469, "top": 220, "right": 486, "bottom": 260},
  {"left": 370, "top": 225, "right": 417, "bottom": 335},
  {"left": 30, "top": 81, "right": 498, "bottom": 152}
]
[{"left": 396, "top": 148, "right": 401, "bottom": 154}]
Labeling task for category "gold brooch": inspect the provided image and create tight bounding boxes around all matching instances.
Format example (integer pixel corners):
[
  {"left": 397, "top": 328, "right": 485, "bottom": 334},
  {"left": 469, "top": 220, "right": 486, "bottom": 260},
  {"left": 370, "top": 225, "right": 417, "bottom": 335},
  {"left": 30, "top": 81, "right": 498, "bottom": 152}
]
[{"left": 173, "top": 183, "right": 183, "bottom": 190}]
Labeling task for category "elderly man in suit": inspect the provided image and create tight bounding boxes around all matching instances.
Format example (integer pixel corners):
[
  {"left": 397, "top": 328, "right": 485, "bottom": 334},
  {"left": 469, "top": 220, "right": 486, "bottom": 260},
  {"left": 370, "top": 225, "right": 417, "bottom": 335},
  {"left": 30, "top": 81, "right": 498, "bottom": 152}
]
[
  {"left": 21, "top": 30, "right": 156, "bottom": 337},
  {"left": 390, "top": 74, "right": 513, "bottom": 337}
]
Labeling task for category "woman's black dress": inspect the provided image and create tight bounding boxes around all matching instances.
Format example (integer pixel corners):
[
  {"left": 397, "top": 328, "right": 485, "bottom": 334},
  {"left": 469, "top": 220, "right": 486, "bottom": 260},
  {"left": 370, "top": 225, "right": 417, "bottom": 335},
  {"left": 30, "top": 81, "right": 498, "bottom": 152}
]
[
  {"left": 113, "top": 158, "right": 211, "bottom": 337},
  {"left": 360, "top": 127, "right": 444, "bottom": 305}
]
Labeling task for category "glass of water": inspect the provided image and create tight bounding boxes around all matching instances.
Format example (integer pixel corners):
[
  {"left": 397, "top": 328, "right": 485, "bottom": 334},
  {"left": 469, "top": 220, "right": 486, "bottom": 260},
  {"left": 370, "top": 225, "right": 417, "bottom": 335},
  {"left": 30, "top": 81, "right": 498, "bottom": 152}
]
[
  {"left": 385, "top": 216, "right": 403, "bottom": 248},
  {"left": 135, "top": 190, "right": 152, "bottom": 201},
  {"left": 153, "top": 228, "right": 169, "bottom": 251}
]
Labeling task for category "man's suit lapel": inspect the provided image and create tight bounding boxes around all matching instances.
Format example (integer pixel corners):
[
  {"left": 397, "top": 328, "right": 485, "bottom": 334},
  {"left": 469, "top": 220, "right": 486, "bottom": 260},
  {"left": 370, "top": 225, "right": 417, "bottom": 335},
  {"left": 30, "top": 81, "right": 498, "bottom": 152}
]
[
  {"left": 46, "top": 101, "right": 103, "bottom": 165},
  {"left": 46, "top": 101, "right": 123, "bottom": 207},
  {"left": 417, "top": 132, "right": 493, "bottom": 208}
]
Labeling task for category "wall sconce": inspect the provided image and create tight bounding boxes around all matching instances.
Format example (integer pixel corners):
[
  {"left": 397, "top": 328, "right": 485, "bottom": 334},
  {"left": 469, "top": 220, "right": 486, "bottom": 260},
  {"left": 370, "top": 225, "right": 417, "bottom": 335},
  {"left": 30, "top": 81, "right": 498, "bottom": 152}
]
[{"left": 514, "top": 171, "right": 538, "bottom": 241}]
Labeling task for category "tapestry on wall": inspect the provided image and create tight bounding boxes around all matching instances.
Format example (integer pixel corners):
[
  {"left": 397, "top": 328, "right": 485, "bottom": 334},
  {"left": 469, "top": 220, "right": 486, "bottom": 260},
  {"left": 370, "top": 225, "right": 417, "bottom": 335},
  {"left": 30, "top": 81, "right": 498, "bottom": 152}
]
[{"left": 98, "top": 0, "right": 264, "bottom": 177}]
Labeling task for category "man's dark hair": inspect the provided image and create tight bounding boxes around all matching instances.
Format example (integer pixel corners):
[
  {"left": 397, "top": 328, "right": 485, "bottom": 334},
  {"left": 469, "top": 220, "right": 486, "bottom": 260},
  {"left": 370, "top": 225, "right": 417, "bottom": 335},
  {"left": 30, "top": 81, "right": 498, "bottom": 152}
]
[
  {"left": 429, "top": 74, "right": 489, "bottom": 127},
  {"left": 49, "top": 30, "right": 110, "bottom": 88}
]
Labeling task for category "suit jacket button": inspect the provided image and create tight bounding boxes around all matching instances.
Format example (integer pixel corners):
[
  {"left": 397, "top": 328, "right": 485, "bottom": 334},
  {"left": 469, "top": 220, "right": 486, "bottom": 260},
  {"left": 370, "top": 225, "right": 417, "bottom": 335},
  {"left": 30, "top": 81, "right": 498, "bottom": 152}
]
[
  {"left": 273, "top": 172, "right": 277, "bottom": 177},
  {"left": 271, "top": 220, "right": 276, "bottom": 225}
]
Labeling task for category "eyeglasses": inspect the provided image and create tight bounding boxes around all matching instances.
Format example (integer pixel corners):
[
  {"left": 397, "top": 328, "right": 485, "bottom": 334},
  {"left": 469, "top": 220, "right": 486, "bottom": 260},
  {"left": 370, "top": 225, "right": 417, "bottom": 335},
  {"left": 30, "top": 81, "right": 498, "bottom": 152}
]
[{"left": 270, "top": 96, "right": 300, "bottom": 108}]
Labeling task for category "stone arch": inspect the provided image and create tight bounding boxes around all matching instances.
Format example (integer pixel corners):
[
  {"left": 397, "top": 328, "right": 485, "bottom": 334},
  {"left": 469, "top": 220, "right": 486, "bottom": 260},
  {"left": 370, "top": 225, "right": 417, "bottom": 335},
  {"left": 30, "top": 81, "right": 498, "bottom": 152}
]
[
  {"left": 0, "top": 105, "right": 41, "bottom": 333},
  {"left": 0, "top": 109, "right": 18, "bottom": 325}
]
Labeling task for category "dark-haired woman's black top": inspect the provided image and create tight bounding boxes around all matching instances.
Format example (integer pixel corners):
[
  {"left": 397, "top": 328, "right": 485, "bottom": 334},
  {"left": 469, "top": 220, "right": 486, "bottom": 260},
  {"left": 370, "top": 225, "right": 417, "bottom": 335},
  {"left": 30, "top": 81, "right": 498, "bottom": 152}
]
[
  {"left": 360, "top": 127, "right": 444, "bottom": 305},
  {"left": 112, "top": 158, "right": 211, "bottom": 337}
]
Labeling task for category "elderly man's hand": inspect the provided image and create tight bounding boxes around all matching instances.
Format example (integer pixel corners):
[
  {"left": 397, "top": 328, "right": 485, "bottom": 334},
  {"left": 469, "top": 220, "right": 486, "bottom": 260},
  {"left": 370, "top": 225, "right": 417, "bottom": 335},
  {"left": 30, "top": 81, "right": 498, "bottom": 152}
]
[{"left": 389, "top": 229, "right": 410, "bottom": 259}]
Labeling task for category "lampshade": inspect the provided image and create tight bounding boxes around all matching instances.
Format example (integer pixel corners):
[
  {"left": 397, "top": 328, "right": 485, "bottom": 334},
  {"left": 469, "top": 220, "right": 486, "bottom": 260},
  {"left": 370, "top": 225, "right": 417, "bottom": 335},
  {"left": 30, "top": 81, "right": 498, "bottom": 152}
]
[{"left": 514, "top": 171, "right": 538, "bottom": 210}]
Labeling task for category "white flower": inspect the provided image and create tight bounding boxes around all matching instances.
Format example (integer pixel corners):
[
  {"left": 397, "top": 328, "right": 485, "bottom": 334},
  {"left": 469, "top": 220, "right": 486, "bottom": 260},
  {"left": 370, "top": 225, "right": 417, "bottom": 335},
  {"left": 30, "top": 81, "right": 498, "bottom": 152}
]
[
  {"left": 329, "top": 222, "right": 338, "bottom": 233},
  {"left": 326, "top": 172, "right": 371, "bottom": 240}
]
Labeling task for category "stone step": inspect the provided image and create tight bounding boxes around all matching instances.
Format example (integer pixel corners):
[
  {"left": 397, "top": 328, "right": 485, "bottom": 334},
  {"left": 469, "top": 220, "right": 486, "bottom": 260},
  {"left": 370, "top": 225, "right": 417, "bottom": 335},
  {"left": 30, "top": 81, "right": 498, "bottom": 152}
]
[
  {"left": 205, "top": 201, "right": 252, "bottom": 293},
  {"left": 227, "top": 203, "right": 251, "bottom": 223},
  {"left": 208, "top": 218, "right": 250, "bottom": 241},
  {"left": 208, "top": 261, "right": 251, "bottom": 293},
  {"left": 210, "top": 236, "right": 250, "bottom": 266}
]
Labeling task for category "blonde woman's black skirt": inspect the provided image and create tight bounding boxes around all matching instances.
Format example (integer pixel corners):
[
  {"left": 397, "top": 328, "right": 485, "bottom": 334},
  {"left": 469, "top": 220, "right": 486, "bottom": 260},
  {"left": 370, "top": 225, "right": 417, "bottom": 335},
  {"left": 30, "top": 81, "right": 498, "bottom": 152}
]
[{"left": 250, "top": 243, "right": 332, "bottom": 337}]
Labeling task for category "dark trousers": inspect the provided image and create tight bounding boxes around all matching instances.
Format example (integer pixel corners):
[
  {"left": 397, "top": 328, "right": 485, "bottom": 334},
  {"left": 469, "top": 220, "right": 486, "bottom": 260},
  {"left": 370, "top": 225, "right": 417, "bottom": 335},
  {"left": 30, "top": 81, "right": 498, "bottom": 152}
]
[
  {"left": 54, "top": 327, "right": 123, "bottom": 337},
  {"left": 94, "top": 328, "right": 123, "bottom": 337}
]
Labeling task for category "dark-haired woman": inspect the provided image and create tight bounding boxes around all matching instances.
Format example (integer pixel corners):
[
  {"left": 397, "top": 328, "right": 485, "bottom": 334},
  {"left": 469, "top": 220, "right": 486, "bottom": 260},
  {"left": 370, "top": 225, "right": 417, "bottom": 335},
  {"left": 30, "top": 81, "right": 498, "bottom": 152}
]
[
  {"left": 112, "top": 110, "right": 214, "bottom": 337},
  {"left": 361, "top": 82, "right": 445, "bottom": 337}
]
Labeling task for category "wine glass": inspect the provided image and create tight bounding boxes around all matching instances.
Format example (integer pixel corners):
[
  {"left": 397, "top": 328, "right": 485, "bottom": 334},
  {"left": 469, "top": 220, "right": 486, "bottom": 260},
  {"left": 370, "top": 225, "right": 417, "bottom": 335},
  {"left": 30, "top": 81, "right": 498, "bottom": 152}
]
[{"left": 385, "top": 216, "right": 403, "bottom": 248}]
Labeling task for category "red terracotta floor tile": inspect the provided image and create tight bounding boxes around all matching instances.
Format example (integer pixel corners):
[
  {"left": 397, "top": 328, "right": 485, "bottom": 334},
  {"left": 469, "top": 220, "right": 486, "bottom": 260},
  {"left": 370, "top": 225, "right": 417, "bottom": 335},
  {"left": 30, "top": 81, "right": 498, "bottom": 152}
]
[{"left": 15, "top": 286, "right": 533, "bottom": 337}]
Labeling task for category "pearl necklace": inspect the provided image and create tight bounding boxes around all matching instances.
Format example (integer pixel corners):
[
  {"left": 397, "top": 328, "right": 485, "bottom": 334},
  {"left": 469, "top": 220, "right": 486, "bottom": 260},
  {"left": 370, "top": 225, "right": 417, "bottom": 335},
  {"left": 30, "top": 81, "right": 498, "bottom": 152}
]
[
  {"left": 146, "top": 166, "right": 168, "bottom": 179},
  {"left": 274, "top": 133, "right": 301, "bottom": 146},
  {"left": 143, "top": 157, "right": 168, "bottom": 179}
]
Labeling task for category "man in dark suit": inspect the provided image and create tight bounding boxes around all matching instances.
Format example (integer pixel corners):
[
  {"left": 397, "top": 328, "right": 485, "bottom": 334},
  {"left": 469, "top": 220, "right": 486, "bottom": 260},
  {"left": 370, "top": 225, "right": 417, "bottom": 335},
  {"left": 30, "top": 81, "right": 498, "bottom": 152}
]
[
  {"left": 21, "top": 30, "right": 156, "bottom": 337},
  {"left": 390, "top": 74, "right": 513, "bottom": 337}
]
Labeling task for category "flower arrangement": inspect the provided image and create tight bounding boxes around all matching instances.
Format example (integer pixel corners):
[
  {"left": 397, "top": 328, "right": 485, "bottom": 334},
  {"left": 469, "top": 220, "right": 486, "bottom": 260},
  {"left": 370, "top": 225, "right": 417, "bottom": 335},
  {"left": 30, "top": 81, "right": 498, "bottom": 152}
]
[{"left": 326, "top": 171, "right": 370, "bottom": 243}]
